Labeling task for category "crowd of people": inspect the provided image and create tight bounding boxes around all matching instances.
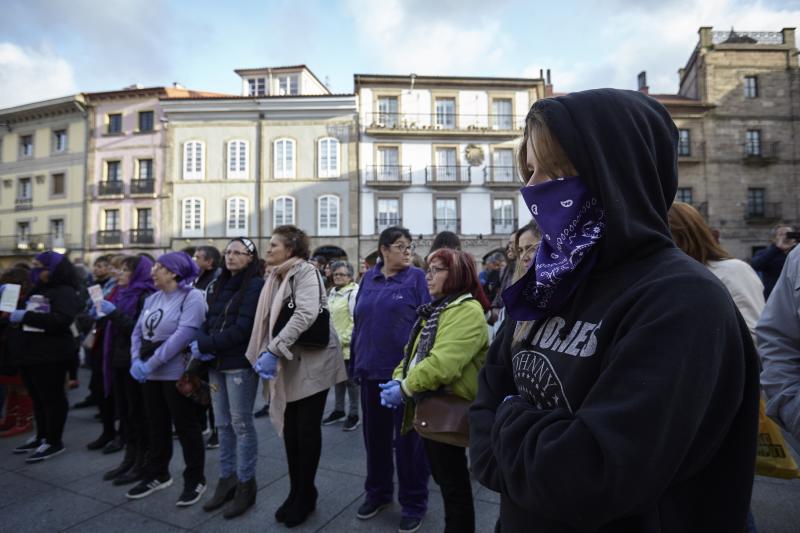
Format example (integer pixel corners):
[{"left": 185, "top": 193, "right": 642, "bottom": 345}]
[{"left": 0, "top": 88, "right": 798, "bottom": 532}]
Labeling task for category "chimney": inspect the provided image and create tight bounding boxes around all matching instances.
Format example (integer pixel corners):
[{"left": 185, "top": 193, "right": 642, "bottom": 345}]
[
  {"left": 172, "top": 81, "right": 185, "bottom": 89},
  {"left": 637, "top": 71, "right": 649, "bottom": 94},
  {"left": 539, "top": 68, "right": 544, "bottom": 80},
  {"left": 545, "top": 69, "right": 553, "bottom": 97}
]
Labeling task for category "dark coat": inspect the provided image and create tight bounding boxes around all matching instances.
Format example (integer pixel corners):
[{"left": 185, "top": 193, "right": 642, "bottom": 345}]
[{"left": 102, "top": 292, "right": 150, "bottom": 369}]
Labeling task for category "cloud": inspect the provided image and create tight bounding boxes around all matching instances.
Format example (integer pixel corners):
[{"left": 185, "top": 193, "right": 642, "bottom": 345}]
[{"left": 0, "top": 43, "right": 77, "bottom": 107}]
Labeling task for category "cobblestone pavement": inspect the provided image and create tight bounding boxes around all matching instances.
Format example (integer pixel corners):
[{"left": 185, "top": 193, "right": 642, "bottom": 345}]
[{"left": 1, "top": 371, "right": 798, "bottom": 532}]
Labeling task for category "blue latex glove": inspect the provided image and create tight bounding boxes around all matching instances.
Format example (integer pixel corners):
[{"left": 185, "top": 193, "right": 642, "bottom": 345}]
[
  {"left": 9, "top": 310, "right": 26, "bottom": 324},
  {"left": 253, "top": 351, "right": 279, "bottom": 380},
  {"left": 98, "top": 300, "right": 116, "bottom": 315},
  {"left": 189, "top": 340, "right": 215, "bottom": 362},
  {"left": 379, "top": 380, "right": 404, "bottom": 409},
  {"left": 130, "top": 360, "right": 150, "bottom": 383}
]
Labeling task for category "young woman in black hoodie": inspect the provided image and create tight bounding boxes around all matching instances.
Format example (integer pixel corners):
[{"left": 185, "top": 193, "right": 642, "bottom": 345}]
[
  {"left": 469, "top": 90, "right": 759, "bottom": 532},
  {"left": 6, "top": 251, "right": 82, "bottom": 463}
]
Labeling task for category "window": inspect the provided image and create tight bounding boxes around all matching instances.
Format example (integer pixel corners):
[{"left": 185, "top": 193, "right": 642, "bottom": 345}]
[
  {"left": 183, "top": 141, "right": 205, "bottom": 179},
  {"left": 678, "top": 129, "right": 692, "bottom": 156},
  {"left": 51, "top": 173, "right": 65, "bottom": 196},
  {"left": 273, "top": 196, "right": 295, "bottom": 226},
  {"left": 274, "top": 139, "right": 295, "bottom": 179},
  {"left": 377, "top": 96, "right": 398, "bottom": 127},
  {"left": 676, "top": 187, "right": 693, "bottom": 204},
  {"left": 435, "top": 98, "right": 456, "bottom": 129},
  {"left": 318, "top": 138, "right": 339, "bottom": 178},
  {"left": 106, "top": 160, "right": 121, "bottom": 181},
  {"left": 435, "top": 198, "right": 458, "bottom": 233},
  {"left": 16, "top": 222, "right": 30, "bottom": 245},
  {"left": 138, "top": 159, "right": 153, "bottom": 180},
  {"left": 50, "top": 219, "right": 65, "bottom": 240},
  {"left": 226, "top": 197, "right": 248, "bottom": 236},
  {"left": 107, "top": 113, "right": 122, "bottom": 134},
  {"left": 745, "top": 130, "right": 761, "bottom": 156},
  {"left": 18, "top": 177, "right": 32, "bottom": 200},
  {"left": 435, "top": 147, "right": 458, "bottom": 181},
  {"left": 53, "top": 129, "right": 67, "bottom": 152},
  {"left": 377, "top": 198, "right": 400, "bottom": 231},
  {"left": 744, "top": 76, "right": 758, "bottom": 99},
  {"left": 20, "top": 135, "right": 33, "bottom": 157},
  {"left": 248, "top": 77, "right": 266, "bottom": 96},
  {"left": 492, "top": 149, "right": 514, "bottom": 182},
  {"left": 277, "top": 75, "right": 298, "bottom": 95},
  {"left": 318, "top": 195, "right": 340, "bottom": 236},
  {"left": 137, "top": 208, "right": 152, "bottom": 229},
  {"left": 104, "top": 209, "right": 120, "bottom": 231},
  {"left": 492, "top": 99, "right": 513, "bottom": 130},
  {"left": 181, "top": 197, "right": 204, "bottom": 237},
  {"left": 138, "top": 111, "right": 154, "bottom": 132},
  {"left": 747, "top": 188, "right": 765, "bottom": 218},
  {"left": 227, "top": 140, "right": 248, "bottom": 179},
  {"left": 493, "top": 199, "right": 515, "bottom": 234}
]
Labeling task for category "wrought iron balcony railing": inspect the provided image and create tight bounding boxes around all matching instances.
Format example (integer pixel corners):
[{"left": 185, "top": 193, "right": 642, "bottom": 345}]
[
  {"left": 130, "top": 179, "right": 155, "bottom": 195},
  {"left": 484, "top": 166, "right": 519, "bottom": 185},
  {"left": 97, "top": 230, "right": 123, "bottom": 245},
  {"left": 130, "top": 229, "right": 155, "bottom": 244},
  {"left": 365, "top": 112, "right": 525, "bottom": 132},
  {"left": 98, "top": 180, "right": 124, "bottom": 196},
  {"left": 364, "top": 165, "right": 412, "bottom": 186},
  {"left": 492, "top": 218, "right": 516, "bottom": 235},
  {"left": 434, "top": 218, "right": 459, "bottom": 234},
  {"left": 375, "top": 217, "right": 402, "bottom": 233},
  {"left": 745, "top": 202, "right": 781, "bottom": 222},
  {"left": 14, "top": 197, "right": 33, "bottom": 211},
  {"left": 426, "top": 166, "right": 470, "bottom": 186}
]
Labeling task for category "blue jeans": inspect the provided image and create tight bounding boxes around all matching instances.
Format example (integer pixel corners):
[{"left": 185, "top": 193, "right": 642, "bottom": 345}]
[{"left": 210, "top": 368, "right": 259, "bottom": 481}]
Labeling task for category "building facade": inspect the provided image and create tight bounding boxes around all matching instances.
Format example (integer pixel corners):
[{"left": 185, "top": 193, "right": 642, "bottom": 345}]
[
  {"left": 161, "top": 65, "right": 359, "bottom": 259},
  {"left": 355, "top": 73, "right": 548, "bottom": 261},
  {"left": 0, "top": 96, "right": 88, "bottom": 266}
]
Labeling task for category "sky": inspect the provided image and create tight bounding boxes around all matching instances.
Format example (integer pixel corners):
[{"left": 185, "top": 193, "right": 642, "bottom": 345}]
[{"left": 0, "top": 0, "right": 798, "bottom": 108}]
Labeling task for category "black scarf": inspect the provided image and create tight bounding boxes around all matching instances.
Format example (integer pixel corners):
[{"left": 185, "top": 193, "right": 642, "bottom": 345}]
[{"left": 401, "top": 294, "right": 460, "bottom": 377}]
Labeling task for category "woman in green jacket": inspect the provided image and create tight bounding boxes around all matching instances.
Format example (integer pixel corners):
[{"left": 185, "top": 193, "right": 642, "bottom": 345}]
[{"left": 381, "top": 248, "right": 489, "bottom": 533}]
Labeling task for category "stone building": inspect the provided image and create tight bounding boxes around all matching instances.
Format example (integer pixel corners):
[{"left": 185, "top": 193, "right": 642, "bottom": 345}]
[{"left": 649, "top": 26, "right": 799, "bottom": 258}]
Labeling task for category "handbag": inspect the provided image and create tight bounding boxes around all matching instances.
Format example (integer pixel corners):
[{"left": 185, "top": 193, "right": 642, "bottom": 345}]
[
  {"left": 756, "top": 395, "right": 800, "bottom": 479},
  {"left": 412, "top": 392, "right": 471, "bottom": 448},
  {"left": 271, "top": 270, "right": 330, "bottom": 348},
  {"left": 176, "top": 358, "right": 213, "bottom": 407}
]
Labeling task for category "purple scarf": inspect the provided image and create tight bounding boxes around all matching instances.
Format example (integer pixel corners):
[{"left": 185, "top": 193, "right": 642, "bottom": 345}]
[
  {"left": 157, "top": 251, "right": 200, "bottom": 289},
  {"left": 102, "top": 256, "right": 155, "bottom": 395},
  {"left": 31, "top": 251, "right": 64, "bottom": 285},
  {"left": 502, "top": 176, "right": 605, "bottom": 320}
]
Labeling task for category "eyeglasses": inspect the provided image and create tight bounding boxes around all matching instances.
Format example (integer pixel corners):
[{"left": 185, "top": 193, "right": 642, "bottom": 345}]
[
  {"left": 390, "top": 243, "right": 416, "bottom": 254},
  {"left": 224, "top": 250, "right": 250, "bottom": 257},
  {"left": 425, "top": 266, "right": 449, "bottom": 276},
  {"left": 332, "top": 273, "right": 351, "bottom": 278}
]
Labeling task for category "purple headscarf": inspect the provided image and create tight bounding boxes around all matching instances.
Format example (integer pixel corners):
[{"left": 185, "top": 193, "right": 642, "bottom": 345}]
[
  {"left": 157, "top": 251, "right": 200, "bottom": 289},
  {"left": 31, "top": 251, "right": 64, "bottom": 285}
]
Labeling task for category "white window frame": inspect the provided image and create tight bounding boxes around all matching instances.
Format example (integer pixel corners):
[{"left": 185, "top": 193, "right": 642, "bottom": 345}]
[
  {"left": 274, "top": 138, "right": 295, "bottom": 179},
  {"left": 377, "top": 198, "right": 401, "bottom": 231},
  {"left": 183, "top": 141, "right": 205, "bottom": 180},
  {"left": 277, "top": 75, "right": 299, "bottom": 96},
  {"left": 248, "top": 77, "right": 266, "bottom": 96},
  {"left": 273, "top": 196, "right": 295, "bottom": 227},
  {"left": 227, "top": 140, "right": 249, "bottom": 179},
  {"left": 53, "top": 129, "right": 67, "bottom": 153},
  {"left": 318, "top": 137, "right": 340, "bottom": 178},
  {"left": 104, "top": 209, "right": 120, "bottom": 231},
  {"left": 226, "top": 196, "right": 249, "bottom": 237},
  {"left": 181, "top": 197, "right": 204, "bottom": 237},
  {"left": 492, "top": 198, "right": 515, "bottom": 234},
  {"left": 317, "top": 195, "right": 340, "bottom": 236}
]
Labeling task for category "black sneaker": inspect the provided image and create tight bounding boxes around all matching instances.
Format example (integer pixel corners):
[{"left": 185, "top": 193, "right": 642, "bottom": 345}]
[
  {"left": 398, "top": 516, "right": 422, "bottom": 533},
  {"left": 25, "top": 443, "right": 65, "bottom": 463},
  {"left": 321, "top": 410, "right": 346, "bottom": 426},
  {"left": 176, "top": 482, "right": 207, "bottom": 507},
  {"left": 13, "top": 437, "right": 42, "bottom": 455},
  {"left": 253, "top": 405, "right": 270, "bottom": 418},
  {"left": 342, "top": 415, "right": 361, "bottom": 432},
  {"left": 357, "top": 500, "right": 390, "bottom": 520},
  {"left": 72, "top": 397, "right": 95, "bottom": 409},
  {"left": 206, "top": 431, "right": 219, "bottom": 450},
  {"left": 126, "top": 476, "right": 173, "bottom": 499}
]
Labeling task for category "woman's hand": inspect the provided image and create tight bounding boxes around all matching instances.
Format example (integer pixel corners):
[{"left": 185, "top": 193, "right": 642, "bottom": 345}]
[
  {"left": 189, "top": 340, "right": 215, "bottom": 362},
  {"left": 254, "top": 351, "right": 279, "bottom": 380},
  {"left": 130, "top": 360, "right": 150, "bottom": 383},
  {"left": 379, "top": 380, "right": 404, "bottom": 409}
]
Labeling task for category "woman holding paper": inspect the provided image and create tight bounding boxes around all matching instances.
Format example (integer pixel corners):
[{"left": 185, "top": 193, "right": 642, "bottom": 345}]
[
  {"left": 4, "top": 251, "right": 82, "bottom": 463},
  {"left": 0, "top": 267, "right": 34, "bottom": 438}
]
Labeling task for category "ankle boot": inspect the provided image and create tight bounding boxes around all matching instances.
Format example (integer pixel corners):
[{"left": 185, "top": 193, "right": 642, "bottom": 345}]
[
  {"left": 275, "top": 490, "right": 296, "bottom": 523},
  {"left": 202, "top": 475, "right": 237, "bottom": 512},
  {"left": 223, "top": 478, "right": 257, "bottom": 519},
  {"left": 103, "top": 445, "right": 135, "bottom": 480},
  {"left": 0, "top": 393, "right": 32, "bottom": 438},
  {"left": 0, "top": 391, "right": 17, "bottom": 431},
  {"left": 284, "top": 486, "right": 317, "bottom": 528}
]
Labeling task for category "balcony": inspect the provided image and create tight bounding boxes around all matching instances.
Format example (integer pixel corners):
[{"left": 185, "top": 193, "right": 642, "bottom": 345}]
[
  {"left": 426, "top": 166, "right": 471, "bottom": 187},
  {"left": 0, "top": 233, "right": 69, "bottom": 254},
  {"left": 98, "top": 180, "right": 124, "bottom": 196},
  {"left": 375, "top": 217, "right": 402, "bottom": 233},
  {"left": 745, "top": 202, "right": 781, "bottom": 223},
  {"left": 130, "top": 229, "right": 155, "bottom": 245},
  {"left": 130, "top": 179, "right": 155, "bottom": 195},
  {"left": 677, "top": 141, "right": 705, "bottom": 163},
  {"left": 97, "top": 230, "right": 123, "bottom": 246},
  {"left": 14, "top": 197, "right": 33, "bottom": 211},
  {"left": 484, "top": 166, "right": 519, "bottom": 187},
  {"left": 743, "top": 142, "right": 779, "bottom": 166},
  {"left": 434, "top": 218, "right": 459, "bottom": 234},
  {"left": 364, "top": 112, "right": 524, "bottom": 137},
  {"left": 492, "top": 218, "right": 516, "bottom": 235},
  {"left": 364, "top": 165, "right": 412, "bottom": 188}
]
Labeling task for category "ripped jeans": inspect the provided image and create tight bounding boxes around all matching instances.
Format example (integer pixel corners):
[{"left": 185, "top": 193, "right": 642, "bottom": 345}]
[{"left": 209, "top": 368, "right": 259, "bottom": 481}]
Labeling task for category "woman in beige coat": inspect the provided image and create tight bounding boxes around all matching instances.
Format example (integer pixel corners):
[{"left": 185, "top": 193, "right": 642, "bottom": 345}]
[{"left": 246, "top": 225, "right": 347, "bottom": 528}]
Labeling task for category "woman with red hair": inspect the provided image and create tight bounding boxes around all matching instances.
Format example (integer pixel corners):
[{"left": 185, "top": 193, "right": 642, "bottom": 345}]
[{"left": 381, "top": 248, "right": 489, "bottom": 533}]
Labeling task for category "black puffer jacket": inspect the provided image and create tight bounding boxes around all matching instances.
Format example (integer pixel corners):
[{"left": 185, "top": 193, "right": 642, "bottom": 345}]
[
  {"left": 99, "top": 292, "right": 150, "bottom": 369},
  {"left": 196, "top": 273, "right": 264, "bottom": 371}
]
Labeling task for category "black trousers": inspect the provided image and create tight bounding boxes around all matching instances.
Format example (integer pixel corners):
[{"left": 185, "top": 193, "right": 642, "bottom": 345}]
[
  {"left": 423, "top": 438, "right": 475, "bottom": 533},
  {"left": 20, "top": 362, "right": 70, "bottom": 447},
  {"left": 142, "top": 380, "right": 205, "bottom": 487},
  {"left": 114, "top": 368, "right": 146, "bottom": 454},
  {"left": 283, "top": 389, "right": 328, "bottom": 504}
]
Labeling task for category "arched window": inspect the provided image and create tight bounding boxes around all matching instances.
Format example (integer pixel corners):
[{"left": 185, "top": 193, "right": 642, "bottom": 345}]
[
  {"left": 317, "top": 195, "right": 340, "bottom": 236},
  {"left": 227, "top": 140, "right": 248, "bottom": 179},
  {"left": 183, "top": 141, "right": 205, "bottom": 180},
  {"left": 226, "top": 196, "right": 248, "bottom": 236},
  {"left": 274, "top": 138, "right": 295, "bottom": 179},
  {"left": 318, "top": 137, "right": 340, "bottom": 178},
  {"left": 181, "top": 197, "right": 204, "bottom": 237},
  {"left": 273, "top": 196, "right": 295, "bottom": 227}
]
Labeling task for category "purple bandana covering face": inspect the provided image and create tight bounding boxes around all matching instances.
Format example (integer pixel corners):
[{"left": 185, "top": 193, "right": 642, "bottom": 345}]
[{"left": 502, "top": 176, "right": 605, "bottom": 320}]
